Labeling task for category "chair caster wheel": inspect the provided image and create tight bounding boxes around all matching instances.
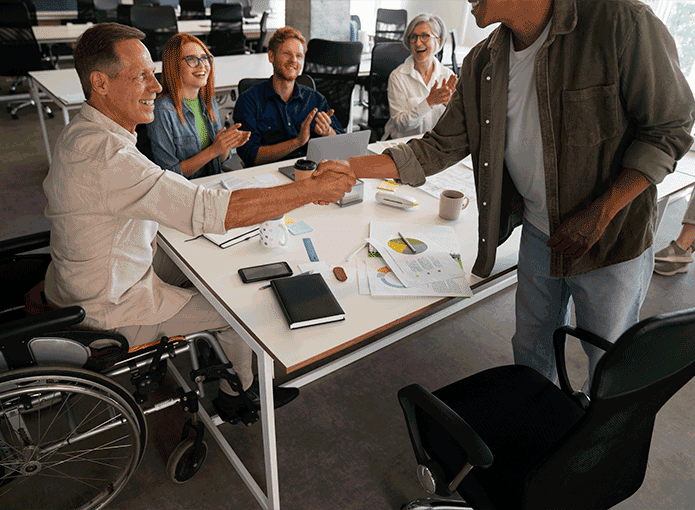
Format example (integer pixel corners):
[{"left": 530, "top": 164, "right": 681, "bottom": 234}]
[
  {"left": 11, "top": 114, "right": 18, "bottom": 120},
  {"left": 47, "top": 111, "right": 54, "bottom": 119},
  {"left": 166, "top": 438, "right": 208, "bottom": 484}
]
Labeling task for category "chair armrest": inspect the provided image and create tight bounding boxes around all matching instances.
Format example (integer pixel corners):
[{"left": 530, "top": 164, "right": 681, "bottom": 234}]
[
  {"left": 398, "top": 383, "right": 493, "bottom": 469},
  {"left": 0, "top": 306, "right": 85, "bottom": 342},
  {"left": 553, "top": 325, "right": 613, "bottom": 406},
  {"left": 0, "top": 230, "right": 50, "bottom": 257}
]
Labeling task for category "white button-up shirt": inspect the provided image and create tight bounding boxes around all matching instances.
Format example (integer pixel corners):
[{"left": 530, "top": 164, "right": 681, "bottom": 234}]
[
  {"left": 383, "top": 55, "right": 456, "bottom": 140},
  {"left": 43, "top": 103, "right": 231, "bottom": 332}
]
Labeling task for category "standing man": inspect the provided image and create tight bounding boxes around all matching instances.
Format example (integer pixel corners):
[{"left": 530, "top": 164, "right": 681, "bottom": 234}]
[
  {"left": 42, "top": 23, "right": 355, "bottom": 422},
  {"left": 233, "top": 26, "right": 344, "bottom": 167},
  {"left": 317, "top": 0, "right": 695, "bottom": 386}
]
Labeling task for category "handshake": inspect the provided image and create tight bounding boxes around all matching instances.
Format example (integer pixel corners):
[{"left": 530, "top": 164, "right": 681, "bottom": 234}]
[{"left": 300, "top": 159, "right": 357, "bottom": 206}]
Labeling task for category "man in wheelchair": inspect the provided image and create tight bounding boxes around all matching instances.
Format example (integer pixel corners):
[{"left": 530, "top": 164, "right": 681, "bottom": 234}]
[{"left": 40, "top": 23, "right": 354, "bottom": 422}]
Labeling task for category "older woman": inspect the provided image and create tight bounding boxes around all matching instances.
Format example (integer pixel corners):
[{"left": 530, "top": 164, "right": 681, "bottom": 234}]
[
  {"left": 148, "top": 33, "right": 250, "bottom": 179},
  {"left": 383, "top": 13, "right": 457, "bottom": 140}
]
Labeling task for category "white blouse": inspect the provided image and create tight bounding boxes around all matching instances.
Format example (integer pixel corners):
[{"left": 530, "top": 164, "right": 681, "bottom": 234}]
[{"left": 383, "top": 55, "right": 456, "bottom": 140}]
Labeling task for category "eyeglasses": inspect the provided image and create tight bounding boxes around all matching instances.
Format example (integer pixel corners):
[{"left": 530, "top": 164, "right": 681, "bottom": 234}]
[
  {"left": 408, "top": 33, "right": 435, "bottom": 44},
  {"left": 181, "top": 55, "right": 213, "bottom": 68}
]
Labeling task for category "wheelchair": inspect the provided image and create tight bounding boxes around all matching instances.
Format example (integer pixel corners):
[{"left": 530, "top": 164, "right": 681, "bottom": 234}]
[{"left": 0, "top": 231, "right": 258, "bottom": 509}]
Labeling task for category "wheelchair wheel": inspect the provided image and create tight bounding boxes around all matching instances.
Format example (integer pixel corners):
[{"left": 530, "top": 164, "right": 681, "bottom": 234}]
[
  {"left": 166, "top": 438, "right": 208, "bottom": 484},
  {"left": 0, "top": 366, "right": 147, "bottom": 510}
]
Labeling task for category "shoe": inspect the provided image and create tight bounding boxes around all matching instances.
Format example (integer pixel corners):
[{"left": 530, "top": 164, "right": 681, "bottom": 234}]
[
  {"left": 654, "top": 259, "right": 690, "bottom": 276},
  {"left": 654, "top": 240, "right": 693, "bottom": 263},
  {"left": 212, "top": 378, "right": 299, "bottom": 424}
]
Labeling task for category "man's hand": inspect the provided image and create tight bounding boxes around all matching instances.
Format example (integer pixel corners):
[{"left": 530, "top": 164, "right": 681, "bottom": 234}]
[
  {"left": 546, "top": 205, "right": 610, "bottom": 258},
  {"left": 211, "top": 124, "right": 251, "bottom": 157},
  {"left": 308, "top": 168, "right": 356, "bottom": 204},
  {"left": 313, "top": 109, "right": 336, "bottom": 137},
  {"left": 426, "top": 75, "right": 457, "bottom": 108},
  {"left": 297, "top": 108, "right": 318, "bottom": 147},
  {"left": 313, "top": 159, "right": 355, "bottom": 179}
]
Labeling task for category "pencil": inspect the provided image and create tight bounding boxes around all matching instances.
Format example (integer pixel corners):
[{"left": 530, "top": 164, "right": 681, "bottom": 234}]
[{"left": 398, "top": 232, "right": 417, "bottom": 254}]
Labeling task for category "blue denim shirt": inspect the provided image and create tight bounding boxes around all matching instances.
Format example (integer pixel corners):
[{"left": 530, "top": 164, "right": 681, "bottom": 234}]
[
  {"left": 147, "top": 94, "right": 224, "bottom": 179},
  {"left": 232, "top": 78, "right": 344, "bottom": 168}
]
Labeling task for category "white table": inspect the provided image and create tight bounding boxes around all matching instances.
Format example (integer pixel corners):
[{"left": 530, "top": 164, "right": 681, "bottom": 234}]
[
  {"left": 28, "top": 53, "right": 274, "bottom": 163},
  {"left": 155, "top": 157, "right": 520, "bottom": 509}
]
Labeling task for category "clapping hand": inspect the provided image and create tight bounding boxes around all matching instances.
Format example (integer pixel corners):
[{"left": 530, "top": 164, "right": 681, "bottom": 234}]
[
  {"left": 297, "top": 108, "right": 318, "bottom": 146},
  {"left": 426, "top": 75, "right": 457, "bottom": 107},
  {"left": 211, "top": 124, "right": 250, "bottom": 157},
  {"left": 313, "top": 109, "right": 336, "bottom": 137}
]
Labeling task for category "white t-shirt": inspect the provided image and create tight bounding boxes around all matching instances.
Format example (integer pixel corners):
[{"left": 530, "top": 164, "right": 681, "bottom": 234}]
[{"left": 504, "top": 21, "right": 552, "bottom": 235}]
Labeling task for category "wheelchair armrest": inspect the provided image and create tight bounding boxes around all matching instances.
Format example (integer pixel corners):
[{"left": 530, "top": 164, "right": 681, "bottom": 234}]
[
  {"left": 0, "top": 230, "right": 50, "bottom": 257},
  {"left": 553, "top": 325, "right": 613, "bottom": 407},
  {"left": 398, "top": 383, "right": 493, "bottom": 470},
  {"left": 0, "top": 306, "right": 86, "bottom": 342}
]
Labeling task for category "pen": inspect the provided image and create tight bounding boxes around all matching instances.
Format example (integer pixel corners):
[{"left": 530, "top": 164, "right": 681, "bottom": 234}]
[
  {"left": 345, "top": 242, "right": 368, "bottom": 262},
  {"left": 259, "top": 270, "right": 314, "bottom": 290},
  {"left": 398, "top": 232, "right": 417, "bottom": 254}
]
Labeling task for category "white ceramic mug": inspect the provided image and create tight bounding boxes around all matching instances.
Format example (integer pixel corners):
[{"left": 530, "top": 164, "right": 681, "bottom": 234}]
[
  {"left": 439, "top": 190, "right": 470, "bottom": 221},
  {"left": 259, "top": 215, "right": 289, "bottom": 248}
]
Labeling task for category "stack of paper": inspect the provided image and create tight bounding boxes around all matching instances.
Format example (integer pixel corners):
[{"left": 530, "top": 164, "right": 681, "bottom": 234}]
[{"left": 358, "top": 221, "right": 472, "bottom": 298}]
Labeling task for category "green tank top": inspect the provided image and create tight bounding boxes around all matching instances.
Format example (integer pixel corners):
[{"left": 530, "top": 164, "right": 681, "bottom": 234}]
[{"left": 183, "top": 97, "right": 211, "bottom": 150}]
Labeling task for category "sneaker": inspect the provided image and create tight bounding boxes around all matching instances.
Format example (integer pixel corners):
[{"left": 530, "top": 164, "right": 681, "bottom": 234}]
[
  {"left": 654, "top": 259, "right": 690, "bottom": 276},
  {"left": 212, "top": 378, "right": 299, "bottom": 424},
  {"left": 654, "top": 240, "right": 693, "bottom": 263}
]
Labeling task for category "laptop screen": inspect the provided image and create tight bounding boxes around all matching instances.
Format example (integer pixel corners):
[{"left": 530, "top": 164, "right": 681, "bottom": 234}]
[{"left": 306, "top": 130, "right": 372, "bottom": 164}]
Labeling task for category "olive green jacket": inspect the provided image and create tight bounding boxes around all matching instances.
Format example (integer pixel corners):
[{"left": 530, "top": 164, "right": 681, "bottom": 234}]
[{"left": 387, "top": 0, "right": 695, "bottom": 278}]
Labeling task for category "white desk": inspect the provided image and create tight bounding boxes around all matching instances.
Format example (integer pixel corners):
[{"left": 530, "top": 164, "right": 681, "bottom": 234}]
[
  {"left": 28, "top": 53, "right": 274, "bottom": 163},
  {"left": 156, "top": 157, "right": 520, "bottom": 509}
]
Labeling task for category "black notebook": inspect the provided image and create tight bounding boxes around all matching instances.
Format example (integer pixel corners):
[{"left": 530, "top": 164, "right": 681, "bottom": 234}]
[{"left": 270, "top": 273, "right": 345, "bottom": 329}]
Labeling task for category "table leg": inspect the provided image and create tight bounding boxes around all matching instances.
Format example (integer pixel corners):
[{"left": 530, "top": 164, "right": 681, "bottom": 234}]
[
  {"left": 259, "top": 350, "right": 281, "bottom": 509},
  {"left": 30, "top": 77, "right": 52, "bottom": 165}
]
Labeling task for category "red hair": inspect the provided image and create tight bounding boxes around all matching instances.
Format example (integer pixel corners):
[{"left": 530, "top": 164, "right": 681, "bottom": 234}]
[{"left": 160, "top": 33, "right": 216, "bottom": 125}]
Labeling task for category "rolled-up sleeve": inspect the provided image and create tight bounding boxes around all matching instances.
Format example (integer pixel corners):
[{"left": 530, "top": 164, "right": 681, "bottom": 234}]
[
  {"left": 232, "top": 93, "right": 261, "bottom": 167},
  {"left": 103, "top": 147, "right": 231, "bottom": 237},
  {"left": 618, "top": 7, "right": 695, "bottom": 184}
]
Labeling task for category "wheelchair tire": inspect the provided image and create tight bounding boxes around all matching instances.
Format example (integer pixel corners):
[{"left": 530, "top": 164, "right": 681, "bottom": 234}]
[
  {"left": 166, "top": 438, "right": 208, "bottom": 484},
  {"left": 0, "top": 366, "right": 147, "bottom": 510}
]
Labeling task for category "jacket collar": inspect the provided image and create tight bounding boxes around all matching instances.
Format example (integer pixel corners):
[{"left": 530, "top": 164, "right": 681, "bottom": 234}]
[
  {"left": 488, "top": 0, "right": 577, "bottom": 55},
  {"left": 262, "top": 76, "right": 305, "bottom": 103}
]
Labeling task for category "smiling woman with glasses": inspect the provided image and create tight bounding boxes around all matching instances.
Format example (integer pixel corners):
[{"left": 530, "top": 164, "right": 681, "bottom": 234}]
[
  {"left": 383, "top": 13, "right": 457, "bottom": 140},
  {"left": 147, "top": 33, "right": 250, "bottom": 179}
]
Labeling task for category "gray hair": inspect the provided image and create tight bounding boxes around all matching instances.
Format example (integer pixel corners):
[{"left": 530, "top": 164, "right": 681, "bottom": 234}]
[
  {"left": 403, "top": 14, "right": 446, "bottom": 53},
  {"left": 74, "top": 23, "right": 146, "bottom": 100}
]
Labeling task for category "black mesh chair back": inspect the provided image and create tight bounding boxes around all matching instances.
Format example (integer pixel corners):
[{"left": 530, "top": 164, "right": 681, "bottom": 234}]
[
  {"left": 237, "top": 74, "right": 314, "bottom": 96},
  {"left": 399, "top": 307, "right": 695, "bottom": 509},
  {"left": 77, "top": 0, "right": 97, "bottom": 23},
  {"left": 179, "top": 0, "right": 206, "bottom": 20},
  {"left": 367, "top": 42, "right": 409, "bottom": 141},
  {"left": 0, "top": 1, "right": 44, "bottom": 77},
  {"left": 130, "top": 5, "right": 178, "bottom": 61},
  {"left": 117, "top": 4, "right": 132, "bottom": 25},
  {"left": 208, "top": 2, "right": 245, "bottom": 56},
  {"left": 450, "top": 29, "right": 460, "bottom": 77},
  {"left": 374, "top": 8, "right": 407, "bottom": 45},
  {"left": 246, "top": 9, "right": 268, "bottom": 53},
  {"left": 302, "top": 38, "right": 363, "bottom": 129}
]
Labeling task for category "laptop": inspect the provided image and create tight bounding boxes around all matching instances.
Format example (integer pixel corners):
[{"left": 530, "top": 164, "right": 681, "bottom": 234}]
[{"left": 279, "top": 130, "right": 372, "bottom": 181}]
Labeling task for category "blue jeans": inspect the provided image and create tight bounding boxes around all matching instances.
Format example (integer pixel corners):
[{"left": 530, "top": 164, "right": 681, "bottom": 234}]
[{"left": 512, "top": 221, "right": 654, "bottom": 384}]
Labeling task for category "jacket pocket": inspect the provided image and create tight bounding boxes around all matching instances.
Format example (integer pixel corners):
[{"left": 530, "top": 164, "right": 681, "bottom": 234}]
[{"left": 563, "top": 84, "right": 619, "bottom": 146}]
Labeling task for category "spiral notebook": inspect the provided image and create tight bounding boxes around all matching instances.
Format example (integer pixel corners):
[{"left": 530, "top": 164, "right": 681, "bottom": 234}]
[{"left": 270, "top": 273, "right": 345, "bottom": 329}]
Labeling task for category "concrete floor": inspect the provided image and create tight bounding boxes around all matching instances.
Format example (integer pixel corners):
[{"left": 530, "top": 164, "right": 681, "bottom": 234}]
[{"left": 2, "top": 74, "right": 695, "bottom": 509}]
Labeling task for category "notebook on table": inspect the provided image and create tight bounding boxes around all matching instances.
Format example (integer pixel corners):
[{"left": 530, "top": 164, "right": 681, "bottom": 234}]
[
  {"left": 279, "top": 130, "right": 372, "bottom": 181},
  {"left": 270, "top": 273, "right": 345, "bottom": 329}
]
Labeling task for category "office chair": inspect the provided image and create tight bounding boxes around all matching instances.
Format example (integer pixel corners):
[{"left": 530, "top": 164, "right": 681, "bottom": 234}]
[
  {"left": 76, "top": 0, "right": 97, "bottom": 22},
  {"left": 398, "top": 307, "right": 695, "bottom": 509},
  {"left": 350, "top": 14, "right": 361, "bottom": 42},
  {"left": 358, "top": 42, "right": 409, "bottom": 142},
  {"left": 0, "top": 1, "right": 54, "bottom": 120},
  {"left": 302, "top": 38, "right": 363, "bottom": 130},
  {"left": 374, "top": 8, "right": 407, "bottom": 45},
  {"left": 450, "top": 29, "right": 460, "bottom": 77},
  {"left": 129, "top": 5, "right": 178, "bottom": 62},
  {"left": 179, "top": 0, "right": 206, "bottom": 20},
  {"left": 245, "top": 9, "right": 268, "bottom": 53},
  {"left": 208, "top": 2, "right": 246, "bottom": 56}
]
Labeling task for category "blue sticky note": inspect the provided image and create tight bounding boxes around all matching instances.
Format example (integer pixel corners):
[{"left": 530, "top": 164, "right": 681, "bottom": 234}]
[{"left": 287, "top": 221, "right": 314, "bottom": 235}]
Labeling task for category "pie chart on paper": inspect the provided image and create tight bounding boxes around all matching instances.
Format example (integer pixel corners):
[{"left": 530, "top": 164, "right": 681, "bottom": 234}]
[
  {"left": 387, "top": 237, "right": 428, "bottom": 255},
  {"left": 376, "top": 266, "right": 406, "bottom": 288}
]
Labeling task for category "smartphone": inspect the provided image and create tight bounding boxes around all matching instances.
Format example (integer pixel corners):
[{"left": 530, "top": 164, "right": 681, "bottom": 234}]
[{"left": 238, "top": 261, "right": 293, "bottom": 283}]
